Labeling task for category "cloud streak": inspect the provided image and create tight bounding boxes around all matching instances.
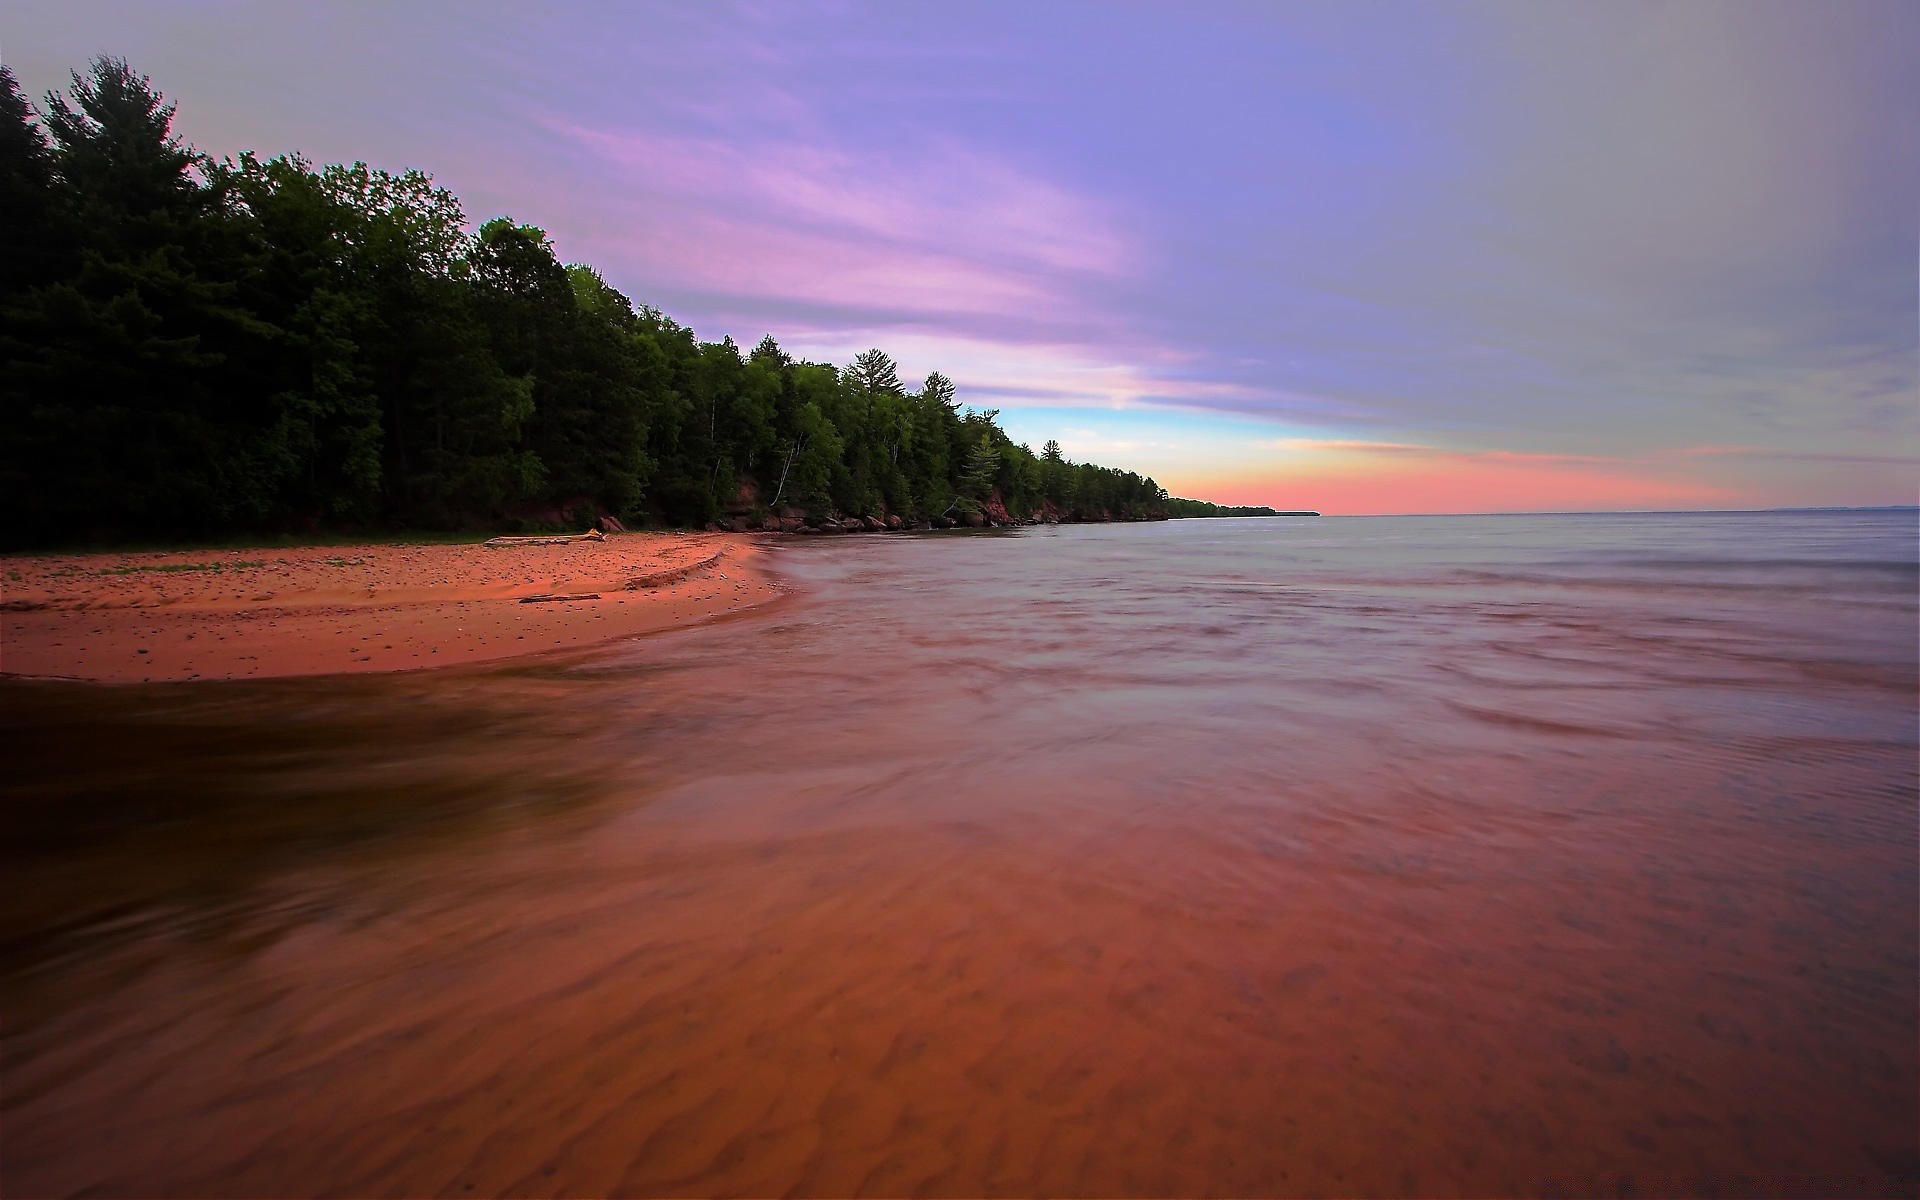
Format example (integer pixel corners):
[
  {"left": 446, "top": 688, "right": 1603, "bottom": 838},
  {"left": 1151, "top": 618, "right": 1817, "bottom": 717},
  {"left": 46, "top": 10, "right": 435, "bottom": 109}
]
[{"left": 542, "top": 119, "right": 1134, "bottom": 325}]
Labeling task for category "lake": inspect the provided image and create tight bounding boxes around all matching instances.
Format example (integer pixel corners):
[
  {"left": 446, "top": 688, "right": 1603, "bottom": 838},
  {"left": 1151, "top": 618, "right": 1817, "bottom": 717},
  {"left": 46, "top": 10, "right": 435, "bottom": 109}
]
[{"left": 4, "top": 511, "right": 1916, "bottom": 1196}]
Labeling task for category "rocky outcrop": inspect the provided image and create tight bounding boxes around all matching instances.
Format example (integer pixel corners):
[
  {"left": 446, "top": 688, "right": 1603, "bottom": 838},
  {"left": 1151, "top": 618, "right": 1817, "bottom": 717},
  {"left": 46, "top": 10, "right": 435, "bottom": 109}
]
[{"left": 705, "top": 495, "right": 1168, "bottom": 537}]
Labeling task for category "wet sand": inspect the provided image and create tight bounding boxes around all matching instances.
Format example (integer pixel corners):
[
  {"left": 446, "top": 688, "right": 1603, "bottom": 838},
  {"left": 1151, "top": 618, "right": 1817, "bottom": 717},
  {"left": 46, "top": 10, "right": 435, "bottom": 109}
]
[{"left": 0, "top": 533, "right": 779, "bottom": 683}]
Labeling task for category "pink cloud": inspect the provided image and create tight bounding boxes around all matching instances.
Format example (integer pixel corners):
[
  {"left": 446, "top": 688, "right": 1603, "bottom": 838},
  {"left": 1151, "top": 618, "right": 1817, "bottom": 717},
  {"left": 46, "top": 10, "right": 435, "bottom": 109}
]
[
  {"left": 593, "top": 209, "right": 1056, "bottom": 319},
  {"left": 540, "top": 118, "right": 1135, "bottom": 324}
]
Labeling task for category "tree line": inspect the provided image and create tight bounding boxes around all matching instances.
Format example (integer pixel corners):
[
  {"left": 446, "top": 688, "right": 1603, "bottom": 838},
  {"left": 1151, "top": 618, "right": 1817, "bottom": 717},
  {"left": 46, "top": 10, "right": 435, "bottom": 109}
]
[
  {"left": 2, "top": 58, "right": 1259, "bottom": 550},
  {"left": 1160, "top": 498, "right": 1285, "bottom": 518}
]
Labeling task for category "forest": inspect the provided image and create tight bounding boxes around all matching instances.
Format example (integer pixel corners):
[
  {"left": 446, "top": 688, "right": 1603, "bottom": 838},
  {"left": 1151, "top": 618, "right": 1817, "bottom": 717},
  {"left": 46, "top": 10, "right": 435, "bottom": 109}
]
[
  {"left": 2, "top": 59, "right": 1262, "bottom": 549},
  {"left": 1160, "top": 498, "right": 1286, "bottom": 518}
]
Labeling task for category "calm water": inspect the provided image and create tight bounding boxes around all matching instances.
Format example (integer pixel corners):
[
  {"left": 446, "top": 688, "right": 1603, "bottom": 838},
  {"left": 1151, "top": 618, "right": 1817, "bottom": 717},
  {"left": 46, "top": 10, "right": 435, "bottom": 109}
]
[{"left": 3, "top": 512, "right": 1916, "bottom": 1197}]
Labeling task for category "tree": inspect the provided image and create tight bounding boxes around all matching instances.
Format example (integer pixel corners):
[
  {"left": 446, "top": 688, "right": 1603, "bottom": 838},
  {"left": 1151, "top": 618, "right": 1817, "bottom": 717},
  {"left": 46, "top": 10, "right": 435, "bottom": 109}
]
[
  {"left": 846, "top": 348, "right": 900, "bottom": 395},
  {"left": 0, "top": 66, "right": 60, "bottom": 291},
  {"left": 319, "top": 161, "right": 471, "bottom": 278},
  {"left": 781, "top": 364, "right": 845, "bottom": 514},
  {"left": 920, "top": 369, "right": 956, "bottom": 412},
  {"left": 212, "top": 151, "right": 385, "bottom": 519},
  {"left": 41, "top": 58, "right": 200, "bottom": 245},
  {"left": 306, "top": 160, "right": 478, "bottom": 520},
  {"left": 5, "top": 57, "right": 306, "bottom": 539},
  {"left": 749, "top": 334, "right": 790, "bottom": 369},
  {"left": 553, "top": 264, "right": 653, "bottom": 519},
  {"left": 0, "top": 67, "right": 67, "bottom": 528},
  {"left": 957, "top": 432, "right": 1000, "bottom": 514}
]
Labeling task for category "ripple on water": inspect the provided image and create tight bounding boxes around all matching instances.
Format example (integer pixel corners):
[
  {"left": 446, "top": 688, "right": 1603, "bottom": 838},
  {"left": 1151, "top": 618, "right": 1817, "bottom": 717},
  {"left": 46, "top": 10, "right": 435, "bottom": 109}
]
[{"left": 2, "top": 511, "right": 1916, "bottom": 1196}]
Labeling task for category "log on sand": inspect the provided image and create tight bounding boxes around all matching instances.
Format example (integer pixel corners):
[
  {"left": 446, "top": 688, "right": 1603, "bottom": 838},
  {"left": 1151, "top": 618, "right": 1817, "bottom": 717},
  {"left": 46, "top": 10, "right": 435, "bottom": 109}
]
[{"left": 483, "top": 530, "right": 606, "bottom": 547}]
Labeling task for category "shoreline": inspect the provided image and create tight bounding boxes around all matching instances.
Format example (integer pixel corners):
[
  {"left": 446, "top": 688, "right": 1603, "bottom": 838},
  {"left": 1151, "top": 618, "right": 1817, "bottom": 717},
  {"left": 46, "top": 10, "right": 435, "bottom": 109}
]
[{"left": 0, "top": 533, "right": 782, "bottom": 685}]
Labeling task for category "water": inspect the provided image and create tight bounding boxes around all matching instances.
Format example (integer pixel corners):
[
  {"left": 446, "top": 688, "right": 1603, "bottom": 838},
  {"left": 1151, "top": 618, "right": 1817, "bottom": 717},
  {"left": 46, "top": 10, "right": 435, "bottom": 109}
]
[{"left": 3, "top": 511, "right": 1916, "bottom": 1197}]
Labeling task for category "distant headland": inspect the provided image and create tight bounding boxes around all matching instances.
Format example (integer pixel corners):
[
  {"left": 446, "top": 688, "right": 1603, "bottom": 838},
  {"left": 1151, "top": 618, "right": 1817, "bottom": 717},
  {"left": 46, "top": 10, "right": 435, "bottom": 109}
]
[{"left": 1163, "top": 499, "right": 1320, "bottom": 518}]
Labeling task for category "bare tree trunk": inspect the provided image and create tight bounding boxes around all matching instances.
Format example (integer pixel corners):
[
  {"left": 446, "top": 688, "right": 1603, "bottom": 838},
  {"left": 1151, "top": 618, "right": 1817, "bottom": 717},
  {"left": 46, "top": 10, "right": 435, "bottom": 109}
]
[
  {"left": 707, "top": 394, "right": 720, "bottom": 501},
  {"left": 770, "top": 437, "right": 803, "bottom": 509}
]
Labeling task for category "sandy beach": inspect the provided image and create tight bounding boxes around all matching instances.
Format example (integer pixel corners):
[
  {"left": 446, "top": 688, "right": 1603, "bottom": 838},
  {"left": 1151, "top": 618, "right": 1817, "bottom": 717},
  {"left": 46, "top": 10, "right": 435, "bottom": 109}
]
[{"left": 0, "top": 533, "right": 779, "bottom": 683}]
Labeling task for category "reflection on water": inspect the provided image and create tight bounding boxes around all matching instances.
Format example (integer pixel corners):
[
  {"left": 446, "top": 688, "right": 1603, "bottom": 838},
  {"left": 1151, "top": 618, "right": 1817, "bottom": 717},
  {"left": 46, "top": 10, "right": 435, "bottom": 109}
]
[{"left": 3, "top": 511, "right": 1916, "bottom": 1197}]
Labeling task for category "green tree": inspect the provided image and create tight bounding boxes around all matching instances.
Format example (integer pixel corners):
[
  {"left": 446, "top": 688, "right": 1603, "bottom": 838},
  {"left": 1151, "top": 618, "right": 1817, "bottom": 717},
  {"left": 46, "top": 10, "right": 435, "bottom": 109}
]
[
  {"left": 749, "top": 333, "right": 790, "bottom": 369},
  {"left": 311, "top": 160, "right": 482, "bottom": 520},
  {"left": 40, "top": 58, "right": 199, "bottom": 252},
  {"left": 210, "top": 152, "right": 385, "bottom": 520},
  {"left": 957, "top": 431, "right": 1000, "bottom": 515},
  {"left": 7, "top": 58, "right": 301, "bottom": 539},
  {"left": 0, "top": 66, "right": 61, "bottom": 292},
  {"left": 846, "top": 348, "right": 900, "bottom": 394}
]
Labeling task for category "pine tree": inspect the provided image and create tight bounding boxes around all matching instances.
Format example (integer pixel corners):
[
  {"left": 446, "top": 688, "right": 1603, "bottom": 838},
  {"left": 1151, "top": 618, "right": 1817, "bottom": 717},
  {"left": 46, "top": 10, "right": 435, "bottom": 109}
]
[
  {"left": 0, "top": 66, "right": 60, "bottom": 291},
  {"left": 959, "top": 432, "right": 1000, "bottom": 512},
  {"left": 846, "top": 348, "right": 900, "bottom": 395}
]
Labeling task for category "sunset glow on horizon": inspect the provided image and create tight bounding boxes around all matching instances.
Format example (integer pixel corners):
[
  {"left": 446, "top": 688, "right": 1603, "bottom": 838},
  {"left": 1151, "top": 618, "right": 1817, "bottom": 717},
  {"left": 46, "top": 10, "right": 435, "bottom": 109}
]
[{"left": 8, "top": 0, "right": 1915, "bottom": 513}]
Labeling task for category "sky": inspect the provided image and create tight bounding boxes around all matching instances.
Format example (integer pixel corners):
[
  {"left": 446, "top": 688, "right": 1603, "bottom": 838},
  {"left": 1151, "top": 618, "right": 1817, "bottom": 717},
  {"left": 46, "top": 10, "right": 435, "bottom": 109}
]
[{"left": 7, "top": 0, "right": 1917, "bottom": 513}]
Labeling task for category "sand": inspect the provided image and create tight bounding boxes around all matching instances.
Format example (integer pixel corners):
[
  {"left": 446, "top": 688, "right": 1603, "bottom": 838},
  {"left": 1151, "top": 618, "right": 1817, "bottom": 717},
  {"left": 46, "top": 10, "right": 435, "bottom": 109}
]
[{"left": 0, "top": 533, "right": 780, "bottom": 683}]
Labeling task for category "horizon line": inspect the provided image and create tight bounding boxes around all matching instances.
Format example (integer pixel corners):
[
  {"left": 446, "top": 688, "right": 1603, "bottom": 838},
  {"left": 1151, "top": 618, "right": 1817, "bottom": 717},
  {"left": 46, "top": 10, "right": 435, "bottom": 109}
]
[{"left": 1233, "top": 505, "right": 1920, "bottom": 518}]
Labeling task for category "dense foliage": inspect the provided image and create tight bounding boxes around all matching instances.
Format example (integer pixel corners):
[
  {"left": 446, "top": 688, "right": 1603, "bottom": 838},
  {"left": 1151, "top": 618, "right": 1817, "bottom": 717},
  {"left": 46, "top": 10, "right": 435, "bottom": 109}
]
[
  {"left": 1, "top": 60, "right": 1254, "bottom": 549},
  {"left": 1160, "top": 498, "right": 1290, "bottom": 518}
]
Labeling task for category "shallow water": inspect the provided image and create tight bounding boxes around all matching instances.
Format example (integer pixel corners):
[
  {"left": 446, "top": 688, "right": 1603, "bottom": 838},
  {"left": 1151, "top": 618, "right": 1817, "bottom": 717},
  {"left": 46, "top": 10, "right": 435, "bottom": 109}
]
[{"left": 3, "top": 512, "right": 1916, "bottom": 1197}]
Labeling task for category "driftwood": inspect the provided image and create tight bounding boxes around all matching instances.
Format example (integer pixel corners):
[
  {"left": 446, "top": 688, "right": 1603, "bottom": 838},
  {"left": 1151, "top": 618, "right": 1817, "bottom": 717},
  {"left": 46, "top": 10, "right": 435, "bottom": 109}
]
[
  {"left": 518, "top": 592, "right": 602, "bottom": 604},
  {"left": 483, "top": 529, "right": 606, "bottom": 547},
  {"left": 623, "top": 551, "right": 724, "bottom": 591}
]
